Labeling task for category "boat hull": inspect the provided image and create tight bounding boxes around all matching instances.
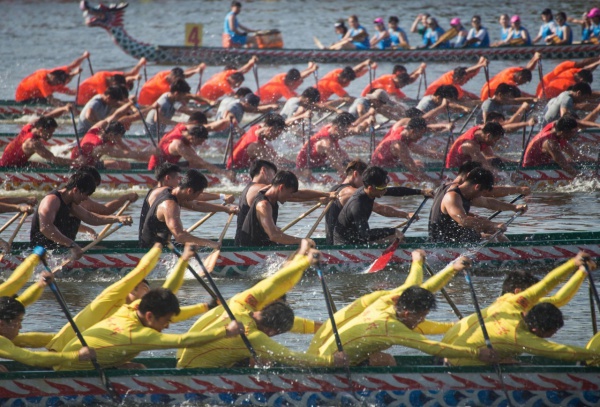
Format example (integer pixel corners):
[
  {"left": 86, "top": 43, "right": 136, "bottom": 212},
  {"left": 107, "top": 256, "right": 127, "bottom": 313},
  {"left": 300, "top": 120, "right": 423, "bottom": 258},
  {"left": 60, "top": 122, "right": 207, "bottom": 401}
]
[{"left": 1, "top": 357, "right": 598, "bottom": 406}]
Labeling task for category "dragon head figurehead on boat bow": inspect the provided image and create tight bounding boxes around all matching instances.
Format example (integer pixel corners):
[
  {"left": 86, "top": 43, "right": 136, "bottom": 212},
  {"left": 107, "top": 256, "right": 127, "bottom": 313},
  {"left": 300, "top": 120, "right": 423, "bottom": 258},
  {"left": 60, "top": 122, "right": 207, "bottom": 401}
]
[{"left": 80, "top": 1, "right": 127, "bottom": 29}]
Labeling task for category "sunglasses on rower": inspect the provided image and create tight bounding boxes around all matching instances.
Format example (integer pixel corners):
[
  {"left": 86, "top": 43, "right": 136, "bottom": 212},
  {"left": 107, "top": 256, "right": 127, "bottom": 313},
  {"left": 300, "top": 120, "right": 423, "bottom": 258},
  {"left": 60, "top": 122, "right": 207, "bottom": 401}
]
[{"left": 373, "top": 176, "right": 391, "bottom": 190}]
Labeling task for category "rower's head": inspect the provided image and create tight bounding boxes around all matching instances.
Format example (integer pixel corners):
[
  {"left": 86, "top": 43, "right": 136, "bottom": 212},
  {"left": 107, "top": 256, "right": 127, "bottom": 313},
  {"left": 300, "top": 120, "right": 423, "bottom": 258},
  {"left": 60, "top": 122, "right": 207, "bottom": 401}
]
[
  {"left": 167, "top": 67, "right": 185, "bottom": 84},
  {"left": 555, "top": 12, "right": 567, "bottom": 27},
  {"left": 524, "top": 303, "right": 564, "bottom": 338},
  {"left": 480, "top": 121, "right": 505, "bottom": 146},
  {"left": 510, "top": 15, "right": 522, "bottom": 29},
  {"left": 574, "top": 69, "right": 593, "bottom": 85},
  {"left": 155, "top": 162, "right": 182, "bottom": 186},
  {"left": 554, "top": 115, "right": 579, "bottom": 140},
  {"left": 228, "top": 72, "right": 245, "bottom": 89},
  {"left": 331, "top": 112, "right": 356, "bottom": 138},
  {"left": 231, "top": 1, "right": 242, "bottom": 13},
  {"left": 184, "top": 125, "right": 209, "bottom": 146},
  {"left": 300, "top": 87, "right": 321, "bottom": 107},
  {"left": 108, "top": 73, "right": 128, "bottom": 90},
  {"left": 394, "top": 286, "right": 436, "bottom": 330},
  {"left": 47, "top": 69, "right": 70, "bottom": 86},
  {"left": 234, "top": 87, "right": 253, "bottom": 99},
  {"left": 452, "top": 67, "right": 469, "bottom": 85},
  {"left": 462, "top": 167, "right": 494, "bottom": 195},
  {"left": 76, "top": 166, "right": 102, "bottom": 187},
  {"left": 348, "top": 15, "right": 360, "bottom": 29},
  {"left": 127, "top": 279, "right": 150, "bottom": 304},
  {"left": 388, "top": 16, "right": 399, "bottom": 29},
  {"left": 499, "top": 14, "right": 510, "bottom": 28},
  {"left": 366, "top": 89, "right": 395, "bottom": 109},
  {"left": 284, "top": 69, "right": 303, "bottom": 89},
  {"left": 392, "top": 64, "right": 407, "bottom": 76},
  {"left": 362, "top": 166, "right": 390, "bottom": 198},
  {"left": 540, "top": 8, "right": 553, "bottom": 23},
  {"left": 271, "top": 170, "right": 299, "bottom": 203},
  {"left": 426, "top": 17, "right": 439, "bottom": 30},
  {"left": 456, "top": 161, "right": 483, "bottom": 183},
  {"left": 253, "top": 301, "right": 295, "bottom": 337},
  {"left": 249, "top": 159, "right": 277, "bottom": 183},
  {"left": 569, "top": 82, "right": 593, "bottom": 102},
  {"left": 334, "top": 19, "right": 347, "bottom": 36},
  {"left": 373, "top": 17, "right": 385, "bottom": 32},
  {"left": 494, "top": 83, "right": 521, "bottom": 101},
  {"left": 450, "top": 17, "right": 462, "bottom": 30},
  {"left": 405, "top": 117, "right": 428, "bottom": 141},
  {"left": 188, "top": 111, "right": 208, "bottom": 126},
  {"left": 513, "top": 68, "right": 532, "bottom": 85},
  {"left": 338, "top": 67, "right": 357, "bottom": 86},
  {"left": 588, "top": 8, "right": 600, "bottom": 24},
  {"left": 405, "top": 107, "right": 424, "bottom": 119},
  {"left": 471, "top": 15, "right": 482, "bottom": 29},
  {"left": 485, "top": 112, "right": 506, "bottom": 124},
  {"left": 104, "top": 85, "right": 128, "bottom": 107},
  {"left": 434, "top": 85, "right": 459, "bottom": 101},
  {"left": 0, "top": 296, "right": 25, "bottom": 340},
  {"left": 102, "top": 120, "right": 126, "bottom": 142},
  {"left": 240, "top": 93, "right": 261, "bottom": 111},
  {"left": 170, "top": 79, "right": 191, "bottom": 99},
  {"left": 344, "top": 158, "right": 368, "bottom": 187},
  {"left": 32, "top": 115, "right": 59, "bottom": 140},
  {"left": 502, "top": 269, "right": 540, "bottom": 295},
  {"left": 137, "top": 288, "right": 180, "bottom": 332},
  {"left": 177, "top": 169, "right": 208, "bottom": 201},
  {"left": 65, "top": 172, "right": 97, "bottom": 204},
  {"left": 262, "top": 113, "right": 287, "bottom": 140}
]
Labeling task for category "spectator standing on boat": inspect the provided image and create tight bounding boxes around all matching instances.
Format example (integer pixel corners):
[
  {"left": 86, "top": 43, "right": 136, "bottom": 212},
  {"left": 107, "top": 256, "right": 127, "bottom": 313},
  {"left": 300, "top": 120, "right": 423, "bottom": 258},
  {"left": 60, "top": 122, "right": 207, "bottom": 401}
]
[
  {"left": 502, "top": 15, "right": 531, "bottom": 46},
  {"left": 227, "top": 113, "right": 290, "bottom": 170},
  {"left": 138, "top": 65, "right": 205, "bottom": 106},
  {"left": 199, "top": 57, "right": 258, "bottom": 101},
  {"left": 76, "top": 85, "right": 128, "bottom": 135},
  {"left": 464, "top": 15, "right": 490, "bottom": 48},
  {"left": 420, "top": 17, "right": 448, "bottom": 49},
  {"left": 582, "top": 8, "right": 600, "bottom": 43},
  {"left": 76, "top": 57, "right": 146, "bottom": 105},
  {"left": 425, "top": 57, "right": 488, "bottom": 100},
  {"left": 30, "top": 172, "right": 133, "bottom": 259},
  {"left": 223, "top": 1, "right": 256, "bottom": 48},
  {"left": 257, "top": 63, "right": 318, "bottom": 104},
  {"left": 361, "top": 64, "right": 425, "bottom": 101},
  {"left": 370, "top": 18, "right": 392, "bottom": 49},
  {"left": 532, "top": 9, "right": 559, "bottom": 44},
  {"left": 15, "top": 51, "right": 89, "bottom": 106},
  {"left": 388, "top": 16, "right": 409, "bottom": 49},
  {"left": 536, "top": 58, "right": 600, "bottom": 99},
  {"left": 480, "top": 52, "right": 541, "bottom": 100},
  {"left": 0, "top": 106, "right": 73, "bottom": 168},
  {"left": 317, "top": 59, "right": 374, "bottom": 103},
  {"left": 523, "top": 115, "right": 594, "bottom": 177},
  {"left": 449, "top": 18, "right": 468, "bottom": 48},
  {"left": 445, "top": 121, "right": 507, "bottom": 172}
]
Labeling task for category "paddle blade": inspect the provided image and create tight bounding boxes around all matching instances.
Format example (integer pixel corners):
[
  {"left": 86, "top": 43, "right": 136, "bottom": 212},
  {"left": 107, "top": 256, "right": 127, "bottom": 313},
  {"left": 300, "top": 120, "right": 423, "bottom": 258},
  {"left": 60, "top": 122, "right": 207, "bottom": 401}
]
[
  {"left": 202, "top": 249, "right": 220, "bottom": 274},
  {"left": 364, "top": 238, "right": 400, "bottom": 274}
]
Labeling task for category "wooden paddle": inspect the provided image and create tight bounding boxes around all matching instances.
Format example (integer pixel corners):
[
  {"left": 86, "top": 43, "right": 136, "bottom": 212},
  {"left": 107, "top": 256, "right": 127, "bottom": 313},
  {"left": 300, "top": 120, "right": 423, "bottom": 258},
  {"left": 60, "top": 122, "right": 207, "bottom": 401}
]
[
  {"left": 305, "top": 199, "right": 336, "bottom": 239},
  {"left": 203, "top": 212, "right": 235, "bottom": 273},
  {"left": 424, "top": 261, "right": 463, "bottom": 319},
  {"left": 0, "top": 213, "right": 22, "bottom": 235},
  {"left": 431, "top": 27, "right": 458, "bottom": 49},
  {"left": 365, "top": 197, "right": 429, "bottom": 274},
  {"left": 195, "top": 69, "right": 203, "bottom": 95},
  {"left": 74, "top": 71, "right": 82, "bottom": 107},
  {"left": 314, "top": 103, "right": 346, "bottom": 126},
  {"left": 416, "top": 71, "right": 424, "bottom": 100},
  {"left": 68, "top": 105, "right": 83, "bottom": 156},
  {"left": 222, "top": 118, "right": 235, "bottom": 165},
  {"left": 186, "top": 211, "right": 218, "bottom": 233},
  {"left": 0, "top": 213, "right": 29, "bottom": 261},
  {"left": 538, "top": 59, "right": 547, "bottom": 100},
  {"left": 488, "top": 195, "right": 524, "bottom": 221},
  {"left": 252, "top": 64, "right": 260, "bottom": 91},
  {"left": 133, "top": 104, "right": 159, "bottom": 149},
  {"left": 86, "top": 55, "right": 94, "bottom": 76},
  {"left": 483, "top": 64, "right": 491, "bottom": 100},
  {"left": 281, "top": 202, "right": 322, "bottom": 232},
  {"left": 97, "top": 200, "right": 131, "bottom": 240}
]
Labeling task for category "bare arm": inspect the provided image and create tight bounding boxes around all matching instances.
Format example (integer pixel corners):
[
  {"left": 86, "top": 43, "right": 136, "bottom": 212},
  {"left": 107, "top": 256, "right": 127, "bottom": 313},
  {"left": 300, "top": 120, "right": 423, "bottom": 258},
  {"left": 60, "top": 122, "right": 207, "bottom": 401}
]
[
  {"left": 182, "top": 200, "right": 237, "bottom": 214},
  {"left": 160, "top": 200, "right": 219, "bottom": 248},
  {"left": 24, "top": 139, "right": 72, "bottom": 166},
  {"left": 372, "top": 202, "right": 410, "bottom": 219},
  {"left": 237, "top": 56, "right": 258, "bottom": 74},
  {"left": 524, "top": 52, "right": 541, "bottom": 72},
  {"left": 442, "top": 192, "right": 499, "bottom": 234},
  {"left": 543, "top": 138, "right": 579, "bottom": 176},
  {"left": 174, "top": 141, "right": 235, "bottom": 180},
  {"left": 256, "top": 200, "right": 302, "bottom": 245},
  {"left": 393, "top": 141, "right": 437, "bottom": 183},
  {"left": 37, "top": 195, "right": 77, "bottom": 247},
  {"left": 65, "top": 51, "right": 89, "bottom": 72}
]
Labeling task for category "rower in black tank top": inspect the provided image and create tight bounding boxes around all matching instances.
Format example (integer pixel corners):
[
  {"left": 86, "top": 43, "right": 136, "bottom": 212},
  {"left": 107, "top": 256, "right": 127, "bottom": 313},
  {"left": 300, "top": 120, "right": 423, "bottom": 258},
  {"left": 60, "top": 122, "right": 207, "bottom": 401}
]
[
  {"left": 139, "top": 188, "right": 178, "bottom": 248},
  {"left": 138, "top": 187, "right": 156, "bottom": 239},
  {"left": 325, "top": 183, "right": 351, "bottom": 245},
  {"left": 429, "top": 186, "right": 480, "bottom": 243},
  {"left": 30, "top": 190, "right": 81, "bottom": 249},
  {"left": 238, "top": 189, "right": 278, "bottom": 247},
  {"left": 234, "top": 181, "right": 255, "bottom": 245}
]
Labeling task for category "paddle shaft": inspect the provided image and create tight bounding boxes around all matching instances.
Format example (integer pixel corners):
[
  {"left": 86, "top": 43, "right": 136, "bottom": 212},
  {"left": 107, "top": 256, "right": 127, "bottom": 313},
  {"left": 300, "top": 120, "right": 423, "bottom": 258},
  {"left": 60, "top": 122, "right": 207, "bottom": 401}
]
[
  {"left": 134, "top": 104, "right": 158, "bottom": 149},
  {"left": 369, "top": 125, "right": 375, "bottom": 162},
  {"left": 314, "top": 103, "right": 346, "bottom": 126},
  {"left": 222, "top": 120, "right": 235, "bottom": 165},
  {"left": 402, "top": 197, "right": 429, "bottom": 234},
  {"left": 438, "top": 132, "right": 454, "bottom": 181},
  {"left": 484, "top": 65, "right": 491, "bottom": 99},
  {"left": 584, "top": 263, "right": 600, "bottom": 315},
  {"left": 98, "top": 200, "right": 131, "bottom": 240},
  {"left": 0, "top": 213, "right": 22, "bottom": 235},
  {"left": 242, "top": 111, "right": 270, "bottom": 130},
  {"left": 74, "top": 71, "right": 82, "bottom": 107},
  {"left": 252, "top": 65, "right": 260, "bottom": 91},
  {"left": 591, "top": 287, "right": 598, "bottom": 335},
  {"left": 478, "top": 211, "right": 521, "bottom": 247},
  {"left": 186, "top": 211, "right": 218, "bottom": 233},
  {"left": 86, "top": 56, "right": 94, "bottom": 76},
  {"left": 306, "top": 199, "right": 335, "bottom": 239},
  {"left": 416, "top": 72, "right": 423, "bottom": 100},
  {"left": 196, "top": 70, "right": 203, "bottom": 94},
  {"left": 6, "top": 213, "right": 28, "bottom": 247},
  {"left": 168, "top": 244, "right": 217, "bottom": 300},
  {"left": 317, "top": 269, "right": 343, "bottom": 352},
  {"left": 488, "top": 195, "right": 523, "bottom": 221},
  {"left": 518, "top": 125, "right": 536, "bottom": 168},
  {"left": 538, "top": 60, "right": 547, "bottom": 100},
  {"left": 68, "top": 107, "right": 83, "bottom": 156},
  {"left": 424, "top": 262, "right": 463, "bottom": 319},
  {"left": 281, "top": 202, "right": 322, "bottom": 232}
]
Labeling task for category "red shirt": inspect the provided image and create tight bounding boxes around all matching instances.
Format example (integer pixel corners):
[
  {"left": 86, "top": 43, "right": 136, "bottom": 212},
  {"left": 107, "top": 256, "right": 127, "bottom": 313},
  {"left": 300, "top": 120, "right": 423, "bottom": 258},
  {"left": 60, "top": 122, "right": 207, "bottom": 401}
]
[
  {"left": 257, "top": 73, "right": 297, "bottom": 104},
  {"left": 77, "top": 71, "right": 122, "bottom": 105},
  {"left": 148, "top": 124, "right": 189, "bottom": 170},
  {"left": 70, "top": 128, "right": 113, "bottom": 166},
  {"left": 480, "top": 67, "right": 523, "bottom": 101},
  {"left": 445, "top": 125, "right": 488, "bottom": 168},
  {"left": 228, "top": 124, "right": 264, "bottom": 169},
  {"left": 138, "top": 71, "right": 170, "bottom": 106},
  {"left": 522, "top": 123, "right": 568, "bottom": 167},
  {"left": 361, "top": 75, "right": 407, "bottom": 99},
  {"left": 296, "top": 125, "right": 341, "bottom": 169},
  {"left": 371, "top": 126, "right": 409, "bottom": 167},
  {"left": 200, "top": 70, "right": 236, "bottom": 100},
  {"left": 0, "top": 124, "right": 37, "bottom": 167},
  {"left": 317, "top": 69, "right": 348, "bottom": 101},
  {"left": 15, "top": 66, "right": 71, "bottom": 102}
]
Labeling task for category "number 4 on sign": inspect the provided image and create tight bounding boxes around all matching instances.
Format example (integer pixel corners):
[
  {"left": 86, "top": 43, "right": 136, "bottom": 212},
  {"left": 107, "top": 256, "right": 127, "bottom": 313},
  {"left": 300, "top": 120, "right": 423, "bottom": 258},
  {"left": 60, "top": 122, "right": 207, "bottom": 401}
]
[{"left": 185, "top": 23, "right": 204, "bottom": 47}]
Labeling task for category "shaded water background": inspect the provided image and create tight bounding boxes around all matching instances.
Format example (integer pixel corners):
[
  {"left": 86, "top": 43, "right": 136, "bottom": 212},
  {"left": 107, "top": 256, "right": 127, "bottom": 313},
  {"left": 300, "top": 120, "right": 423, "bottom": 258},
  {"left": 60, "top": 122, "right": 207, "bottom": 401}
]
[{"left": 0, "top": 0, "right": 600, "bottom": 359}]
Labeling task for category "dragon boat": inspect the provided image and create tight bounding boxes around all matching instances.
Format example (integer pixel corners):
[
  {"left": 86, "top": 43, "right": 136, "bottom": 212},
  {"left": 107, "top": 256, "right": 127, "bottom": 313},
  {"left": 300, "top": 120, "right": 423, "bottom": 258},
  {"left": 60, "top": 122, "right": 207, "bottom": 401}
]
[
  {"left": 81, "top": 1, "right": 600, "bottom": 66},
  {"left": 2, "top": 232, "right": 599, "bottom": 277},
  {"left": 1, "top": 356, "right": 599, "bottom": 406}
]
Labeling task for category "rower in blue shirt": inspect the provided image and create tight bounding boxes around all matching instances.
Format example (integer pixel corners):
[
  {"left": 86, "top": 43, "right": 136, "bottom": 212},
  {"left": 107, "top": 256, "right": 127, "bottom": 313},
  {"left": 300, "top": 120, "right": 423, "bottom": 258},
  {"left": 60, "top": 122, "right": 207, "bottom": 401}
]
[
  {"left": 345, "top": 15, "right": 370, "bottom": 50},
  {"left": 421, "top": 17, "right": 447, "bottom": 48},
  {"left": 583, "top": 8, "right": 600, "bottom": 43}
]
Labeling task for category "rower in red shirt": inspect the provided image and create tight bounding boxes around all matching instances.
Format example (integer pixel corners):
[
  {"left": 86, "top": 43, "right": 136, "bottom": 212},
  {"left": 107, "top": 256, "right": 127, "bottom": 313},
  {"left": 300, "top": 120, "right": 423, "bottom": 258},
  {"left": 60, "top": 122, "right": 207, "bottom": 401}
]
[
  {"left": 199, "top": 57, "right": 257, "bottom": 101},
  {"left": 227, "top": 114, "right": 288, "bottom": 170},
  {"left": 361, "top": 63, "right": 425, "bottom": 100},
  {"left": 523, "top": 115, "right": 593, "bottom": 176},
  {"left": 445, "top": 122, "right": 506, "bottom": 172},
  {"left": 480, "top": 52, "right": 540, "bottom": 100},
  {"left": 536, "top": 57, "right": 600, "bottom": 99},
  {"left": 0, "top": 106, "right": 73, "bottom": 168},
  {"left": 15, "top": 51, "right": 90, "bottom": 106},
  {"left": 317, "top": 59, "right": 373, "bottom": 102},
  {"left": 257, "top": 62, "right": 318, "bottom": 104},
  {"left": 77, "top": 57, "right": 146, "bottom": 105},
  {"left": 138, "top": 64, "right": 204, "bottom": 106},
  {"left": 425, "top": 57, "right": 487, "bottom": 100}
]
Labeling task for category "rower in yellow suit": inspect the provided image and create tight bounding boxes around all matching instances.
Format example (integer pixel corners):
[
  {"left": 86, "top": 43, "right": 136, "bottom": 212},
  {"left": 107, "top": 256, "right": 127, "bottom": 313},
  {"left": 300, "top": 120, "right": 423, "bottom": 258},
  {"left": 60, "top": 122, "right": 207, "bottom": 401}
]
[
  {"left": 177, "top": 239, "right": 346, "bottom": 368},
  {"left": 0, "top": 247, "right": 48, "bottom": 307}
]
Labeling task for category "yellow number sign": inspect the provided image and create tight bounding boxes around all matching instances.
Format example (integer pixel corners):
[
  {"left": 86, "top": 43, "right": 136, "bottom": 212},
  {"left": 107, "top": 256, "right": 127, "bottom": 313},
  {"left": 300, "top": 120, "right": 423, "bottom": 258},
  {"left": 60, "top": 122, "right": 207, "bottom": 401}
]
[{"left": 185, "top": 23, "right": 203, "bottom": 47}]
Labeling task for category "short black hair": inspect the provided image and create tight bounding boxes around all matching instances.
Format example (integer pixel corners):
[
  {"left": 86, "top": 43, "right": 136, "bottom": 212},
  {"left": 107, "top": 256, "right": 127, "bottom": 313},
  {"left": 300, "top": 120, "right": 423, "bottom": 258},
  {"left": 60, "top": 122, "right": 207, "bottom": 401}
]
[
  {"left": 188, "top": 111, "right": 208, "bottom": 125},
  {"left": 271, "top": 170, "right": 299, "bottom": 192},
  {"left": 264, "top": 113, "right": 287, "bottom": 131},
  {"left": 76, "top": 165, "right": 102, "bottom": 186},
  {"left": 170, "top": 79, "right": 191, "bottom": 94},
  {"left": 170, "top": 67, "right": 184, "bottom": 78},
  {"left": 541, "top": 8, "right": 552, "bottom": 16},
  {"left": 259, "top": 301, "right": 295, "bottom": 334},
  {"left": 243, "top": 93, "right": 261, "bottom": 107},
  {"left": 332, "top": 112, "right": 355, "bottom": 128},
  {"left": 49, "top": 69, "right": 69, "bottom": 84},
  {"left": 339, "top": 67, "right": 356, "bottom": 82},
  {"left": 392, "top": 64, "right": 407, "bottom": 75},
  {"left": 33, "top": 116, "right": 58, "bottom": 131},
  {"left": 434, "top": 85, "right": 459, "bottom": 100},
  {"left": 65, "top": 172, "right": 97, "bottom": 195},
  {"left": 453, "top": 67, "right": 467, "bottom": 81},
  {"left": 389, "top": 16, "right": 400, "bottom": 24},
  {"left": 556, "top": 11, "right": 566, "bottom": 21},
  {"left": 138, "top": 288, "right": 180, "bottom": 318},
  {"left": 0, "top": 296, "right": 25, "bottom": 322},
  {"left": 345, "top": 158, "right": 368, "bottom": 175},
  {"left": 406, "top": 117, "right": 427, "bottom": 130},
  {"left": 105, "top": 85, "right": 127, "bottom": 100},
  {"left": 285, "top": 68, "right": 301, "bottom": 84},
  {"left": 362, "top": 166, "right": 388, "bottom": 187},
  {"left": 502, "top": 270, "right": 540, "bottom": 294},
  {"left": 555, "top": 115, "right": 578, "bottom": 132},
  {"left": 104, "top": 120, "right": 126, "bottom": 137},
  {"left": 482, "top": 121, "right": 505, "bottom": 138},
  {"left": 231, "top": 1, "right": 242, "bottom": 7},
  {"left": 575, "top": 69, "right": 593, "bottom": 84},
  {"left": 494, "top": 83, "right": 519, "bottom": 97},
  {"left": 395, "top": 286, "right": 437, "bottom": 313},
  {"left": 155, "top": 162, "right": 181, "bottom": 182},
  {"left": 485, "top": 112, "right": 506, "bottom": 122},
  {"left": 229, "top": 72, "right": 245, "bottom": 83},
  {"left": 249, "top": 159, "right": 277, "bottom": 178},
  {"left": 569, "top": 82, "right": 592, "bottom": 96},
  {"left": 179, "top": 169, "right": 208, "bottom": 192},
  {"left": 457, "top": 160, "right": 482, "bottom": 176},
  {"left": 515, "top": 69, "right": 532, "bottom": 83},
  {"left": 188, "top": 125, "right": 208, "bottom": 140},
  {"left": 234, "top": 87, "right": 253, "bottom": 98},
  {"left": 524, "top": 303, "right": 564, "bottom": 334},
  {"left": 405, "top": 107, "right": 424, "bottom": 119},
  {"left": 464, "top": 167, "right": 494, "bottom": 191},
  {"left": 108, "top": 74, "right": 127, "bottom": 87},
  {"left": 301, "top": 87, "right": 321, "bottom": 103}
]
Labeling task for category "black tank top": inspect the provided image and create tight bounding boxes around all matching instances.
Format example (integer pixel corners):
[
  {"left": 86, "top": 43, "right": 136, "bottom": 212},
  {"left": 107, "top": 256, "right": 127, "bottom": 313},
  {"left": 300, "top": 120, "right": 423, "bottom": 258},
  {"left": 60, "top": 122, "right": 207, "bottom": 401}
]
[
  {"left": 325, "top": 183, "right": 351, "bottom": 245},
  {"left": 138, "top": 187, "right": 155, "bottom": 239},
  {"left": 238, "top": 189, "right": 278, "bottom": 247},
  {"left": 30, "top": 190, "right": 81, "bottom": 249},
  {"left": 429, "top": 186, "right": 479, "bottom": 243},
  {"left": 139, "top": 188, "right": 178, "bottom": 248},
  {"left": 234, "top": 181, "right": 255, "bottom": 245}
]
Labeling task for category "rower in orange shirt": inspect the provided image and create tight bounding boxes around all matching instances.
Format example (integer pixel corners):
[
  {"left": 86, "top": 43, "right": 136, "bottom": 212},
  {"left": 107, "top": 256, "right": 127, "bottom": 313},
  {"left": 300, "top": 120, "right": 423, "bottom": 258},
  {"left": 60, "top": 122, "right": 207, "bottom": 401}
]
[
  {"left": 360, "top": 63, "right": 425, "bottom": 100},
  {"left": 257, "top": 62, "right": 318, "bottom": 104},
  {"left": 76, "top": 57, "right": 146, "bottom": 105},
  {"left": 138, "top": 64, "right": 205, "bottom": 106},
  {"left": 15, "top": 51, "right": 90, "bottom": 106},
  {"left": 199, "top": 56, "right": 258, "bottom": 101},
  {"left": 480, "top": 52, "right": 540, "bottom": 100},
  {"left": 317, "top": 59, "right": 374, "bottom": 102},
  {"left": 536, "top": 57, "right": 600, "bottom": 99},
  {"left": 425, "top": 56, "right": 487, "bottom": 100}
]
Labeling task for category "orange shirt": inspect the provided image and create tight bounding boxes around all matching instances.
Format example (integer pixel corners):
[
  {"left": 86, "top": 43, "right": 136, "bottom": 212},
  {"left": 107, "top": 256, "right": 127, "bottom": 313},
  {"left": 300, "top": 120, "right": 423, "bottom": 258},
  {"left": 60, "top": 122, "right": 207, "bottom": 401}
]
[
  {"left": 138, "top": 71, "right": 170, "bottom": 106},
  {"left": 77, "top": 71, "right": 122, "bottom": 105},
  {"left": 537, "top": 62, "right": 580, "bottom": 99},
  {"left": 425, "top": 68, "right": 479, "bottom": 99},
  {"left": 480, "top": 67, "right": 523, "bottom": 101},
  {"left": 257, "top": 73, "right": 297, "bottom": 104},
  {"left": 199, "top": 70, "right": 236, "bottom": 101},
  {"left": 361, "top": 74, "right": 407, "bottom": 99},
  {"left": 15, "top": 66, "right": 71, "bottom": 102},
  {"left": 317, "top": 69, "right": 348, "bottom": 101}
]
